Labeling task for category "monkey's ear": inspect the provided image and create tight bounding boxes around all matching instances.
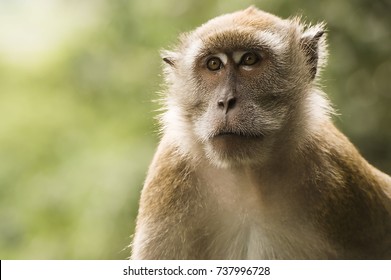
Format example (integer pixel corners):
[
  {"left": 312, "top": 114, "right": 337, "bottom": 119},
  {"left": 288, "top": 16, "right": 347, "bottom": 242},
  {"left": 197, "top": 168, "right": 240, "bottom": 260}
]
[
  {"left": 160, "top": 50, "right": 178, "bottom": 67},
  {"left": 300, "top": 24, "right": 327, "bottom": 79}
]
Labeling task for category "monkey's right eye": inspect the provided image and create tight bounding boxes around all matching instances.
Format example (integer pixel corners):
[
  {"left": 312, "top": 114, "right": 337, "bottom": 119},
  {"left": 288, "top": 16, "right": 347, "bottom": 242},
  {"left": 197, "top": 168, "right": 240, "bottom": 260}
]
[{"left": 206, "top": 57, "right": 222, "bottom": 71}]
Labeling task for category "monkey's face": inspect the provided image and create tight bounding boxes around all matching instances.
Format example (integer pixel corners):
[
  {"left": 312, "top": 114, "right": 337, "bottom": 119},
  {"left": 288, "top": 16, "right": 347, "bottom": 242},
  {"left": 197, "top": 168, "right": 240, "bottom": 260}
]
[
  {"left": 191, "top": 34, "right": 294, "bottom": 167},
  {"left": 162, "top": 8, "right": 325, "bottom": 167}
]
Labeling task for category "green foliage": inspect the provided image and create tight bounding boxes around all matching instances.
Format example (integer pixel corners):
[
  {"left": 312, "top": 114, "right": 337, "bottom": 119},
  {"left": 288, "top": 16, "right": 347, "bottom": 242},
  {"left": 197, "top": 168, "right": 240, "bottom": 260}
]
[{"left": 0, "top": 0, "right": 390, "bottom": 259}]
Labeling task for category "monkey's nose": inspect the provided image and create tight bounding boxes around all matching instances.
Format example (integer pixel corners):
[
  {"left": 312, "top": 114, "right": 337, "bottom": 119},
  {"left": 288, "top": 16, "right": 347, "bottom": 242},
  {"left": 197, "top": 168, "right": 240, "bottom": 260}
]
[{"left": 217, "top": 96, "right": 237, "bottom": 114}]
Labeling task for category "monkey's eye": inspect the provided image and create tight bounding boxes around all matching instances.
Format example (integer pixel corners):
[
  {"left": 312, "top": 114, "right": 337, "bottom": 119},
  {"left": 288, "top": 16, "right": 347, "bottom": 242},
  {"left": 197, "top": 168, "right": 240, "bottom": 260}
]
[
  {"left": 240, "top": 52, "right": 259, "bottom": 66},
  {"left": 206, "top": 57, "right": 223, "bottom": 71}
]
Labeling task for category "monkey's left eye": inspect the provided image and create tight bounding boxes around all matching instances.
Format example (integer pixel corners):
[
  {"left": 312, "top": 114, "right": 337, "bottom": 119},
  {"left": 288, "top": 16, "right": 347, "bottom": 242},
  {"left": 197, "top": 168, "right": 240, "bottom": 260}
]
[
  {"left": 206, "top": 57, "right": 223, "bottom": 71},
  {"left": 240, "top": 52, "right": 260, "bottom": 66}
]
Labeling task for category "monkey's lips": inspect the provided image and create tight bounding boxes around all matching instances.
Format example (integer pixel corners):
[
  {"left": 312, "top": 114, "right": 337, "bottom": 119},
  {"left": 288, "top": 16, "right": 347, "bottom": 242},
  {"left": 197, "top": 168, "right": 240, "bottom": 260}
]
[
  {"left": 210, "top": 131, "right": 264, "bottom": 150},
  {"left": 213, "top": 131, "right": 264, "bottom": 139}
]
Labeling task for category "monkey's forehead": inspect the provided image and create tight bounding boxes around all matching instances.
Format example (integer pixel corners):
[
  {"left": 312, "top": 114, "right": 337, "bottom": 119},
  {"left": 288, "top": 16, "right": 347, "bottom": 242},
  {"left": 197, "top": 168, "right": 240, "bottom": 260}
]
[
  {"left": 178, "top": 7, "right": 291, "bottom": 54},
  {"left": 191, "top": 7, "right": 287, "bottom": 38}
]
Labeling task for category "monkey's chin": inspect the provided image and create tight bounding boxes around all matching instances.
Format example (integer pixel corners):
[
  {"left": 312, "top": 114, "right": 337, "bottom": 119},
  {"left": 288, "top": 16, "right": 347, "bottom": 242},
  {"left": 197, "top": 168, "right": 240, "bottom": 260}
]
[{"left": 206, "top": 134, "right": 266, "bottom": 168}]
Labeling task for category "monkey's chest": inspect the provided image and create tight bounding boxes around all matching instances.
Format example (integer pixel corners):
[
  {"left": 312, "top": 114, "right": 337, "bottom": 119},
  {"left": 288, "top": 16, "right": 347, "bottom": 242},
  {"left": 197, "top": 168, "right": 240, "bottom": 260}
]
[
  {"left": 199, "top": 167, "right": 331, "bottom": 259},
  {"left": 206, "top": 209, "right": 320, "bottom": 259},
  {"left": 205, "top": 186, "right": 330, "bottom": 259},
  {"left": 206, "top": 208, "right": 329, "bottom": 259}
]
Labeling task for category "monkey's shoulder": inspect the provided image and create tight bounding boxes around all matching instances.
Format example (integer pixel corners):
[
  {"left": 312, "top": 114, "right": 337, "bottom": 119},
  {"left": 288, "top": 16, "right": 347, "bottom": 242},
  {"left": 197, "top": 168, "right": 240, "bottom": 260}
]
[
  {"left": 304, "top": 124, "right": 391, "bottom": 258},
  {"left": 303, "top": 122, "right": 389, "bottom": 187},
  {"left": 139, "top": 139, "right": 202, "bottom": 217},
  {"left": 132, "top": 140, "right": 208, "bottom": 259}
]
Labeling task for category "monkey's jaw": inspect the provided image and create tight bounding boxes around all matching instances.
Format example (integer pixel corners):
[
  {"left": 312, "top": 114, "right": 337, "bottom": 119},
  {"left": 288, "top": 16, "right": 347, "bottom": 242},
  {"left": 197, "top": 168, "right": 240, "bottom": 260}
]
[
  {"left": 206, "top": 133, "right": 266, "bottom": 167},
  {"left": 211, "top": 133, "right": 263, "bottom": 150}
]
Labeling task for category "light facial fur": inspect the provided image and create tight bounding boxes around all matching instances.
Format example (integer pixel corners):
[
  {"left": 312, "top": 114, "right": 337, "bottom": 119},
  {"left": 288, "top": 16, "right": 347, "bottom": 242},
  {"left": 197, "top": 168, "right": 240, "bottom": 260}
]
[{"left": 132, "top": 7, "right": 391, "bottom": 259}]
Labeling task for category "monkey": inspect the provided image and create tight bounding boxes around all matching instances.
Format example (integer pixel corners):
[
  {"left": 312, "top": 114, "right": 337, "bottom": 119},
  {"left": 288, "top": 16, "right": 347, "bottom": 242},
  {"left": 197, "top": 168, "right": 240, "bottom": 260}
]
[{"left": 131, "top": 6, "right": 391, "bottom": 259}]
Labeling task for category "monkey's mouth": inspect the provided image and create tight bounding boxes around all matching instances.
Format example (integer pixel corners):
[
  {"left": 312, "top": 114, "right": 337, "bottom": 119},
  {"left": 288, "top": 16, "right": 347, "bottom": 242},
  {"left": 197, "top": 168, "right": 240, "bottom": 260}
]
[
  {"left": 214, "top": 131, "right": 264, "bottom": 139},
  {"left": 206, "top": 125, "right": 265, "bottom": 152},
  {"left": 208, "top": 131, "right": 264, "bottom": 156}
]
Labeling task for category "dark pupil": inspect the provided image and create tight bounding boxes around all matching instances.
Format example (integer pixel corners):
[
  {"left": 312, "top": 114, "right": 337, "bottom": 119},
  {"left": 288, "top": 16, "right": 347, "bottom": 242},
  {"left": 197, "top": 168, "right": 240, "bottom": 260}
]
[
  {"left": 243, "top": 53, "right": 257, "bottom": 65},
  {"left": 207, "top": 58, "right": 221, "bottom": 70}
]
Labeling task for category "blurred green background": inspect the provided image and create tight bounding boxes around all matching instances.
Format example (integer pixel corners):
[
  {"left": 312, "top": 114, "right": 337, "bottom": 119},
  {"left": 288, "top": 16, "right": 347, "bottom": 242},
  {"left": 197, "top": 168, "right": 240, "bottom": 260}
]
[{"left": 0, "top": 0, "right": 390, "bottom": 259}]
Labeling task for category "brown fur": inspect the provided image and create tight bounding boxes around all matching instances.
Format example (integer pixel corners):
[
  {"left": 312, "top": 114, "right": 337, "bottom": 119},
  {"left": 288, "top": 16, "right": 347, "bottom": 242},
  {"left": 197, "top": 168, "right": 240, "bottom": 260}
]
[{"left": 131, "top": 7, "right": 391, "bottom": 259}]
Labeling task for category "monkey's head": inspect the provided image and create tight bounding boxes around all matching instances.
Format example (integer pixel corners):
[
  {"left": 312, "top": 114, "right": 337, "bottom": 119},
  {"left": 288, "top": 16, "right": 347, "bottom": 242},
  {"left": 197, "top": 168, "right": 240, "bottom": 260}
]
[{"left": 160, "top": 7, "right": 330, "bottom": 167}]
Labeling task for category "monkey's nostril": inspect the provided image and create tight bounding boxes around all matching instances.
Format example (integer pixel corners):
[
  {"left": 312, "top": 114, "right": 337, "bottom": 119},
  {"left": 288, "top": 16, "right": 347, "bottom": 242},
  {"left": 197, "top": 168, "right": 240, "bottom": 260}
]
[
  {"left": 217, "top": 97, "right": 237, "bottom": 113},
  {"left": 227, "top": 97, "right": 236, "bottom": 110},
  {"left": 217, "top": 99, "right": 225, "bottom": 109}
]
